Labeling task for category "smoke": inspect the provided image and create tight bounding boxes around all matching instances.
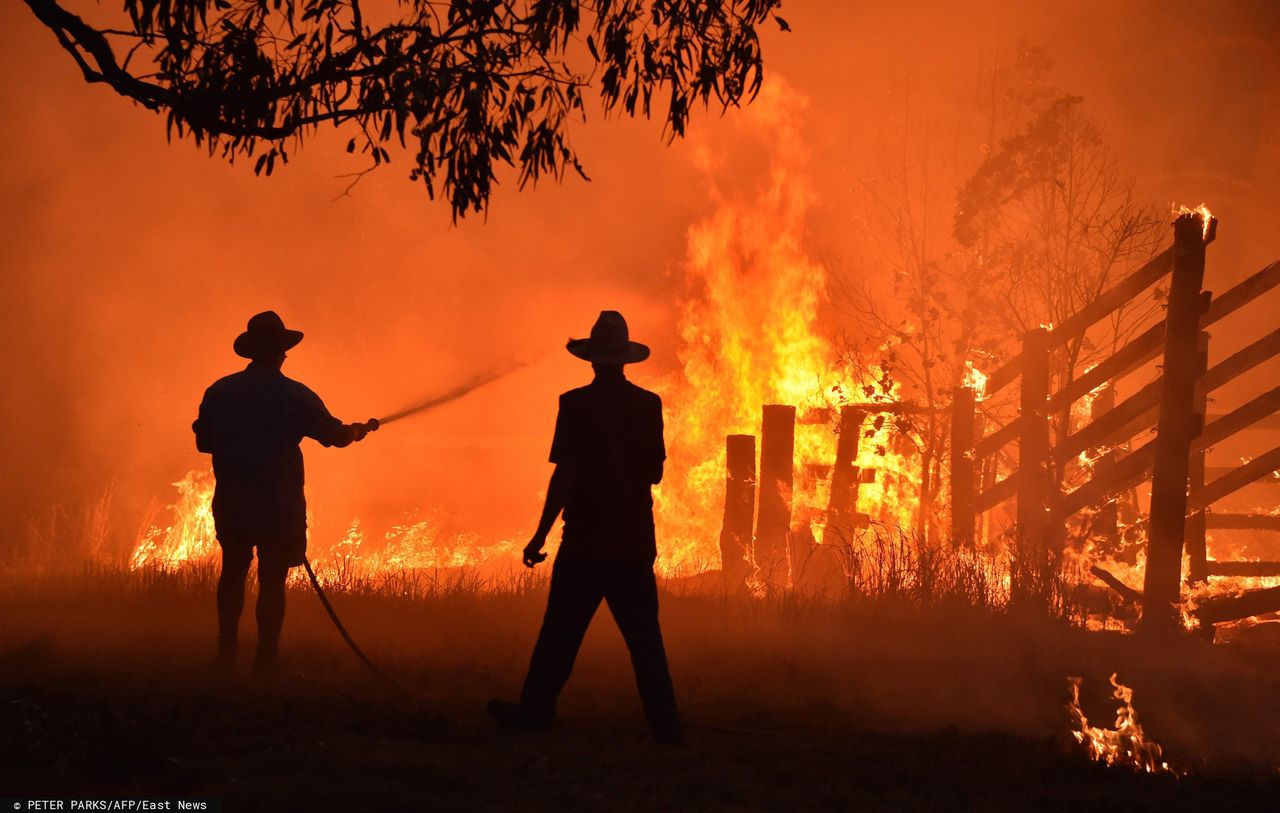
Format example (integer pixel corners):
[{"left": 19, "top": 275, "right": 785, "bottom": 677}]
[{"left": 2, "top": 1, "right": 1279, "bottom": 561}]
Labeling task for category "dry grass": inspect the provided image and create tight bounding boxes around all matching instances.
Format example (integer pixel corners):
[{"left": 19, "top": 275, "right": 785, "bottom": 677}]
[{"left": 3, "top": 545, "right": 1280, "bottom": 809}]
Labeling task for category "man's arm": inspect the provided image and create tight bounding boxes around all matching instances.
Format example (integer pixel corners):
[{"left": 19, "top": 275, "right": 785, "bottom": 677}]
[
  {"left": 193, "top": 394, "right": 214, "bottom": 453},
  {"left": 296, "top": 384, "right": 376, "bottom": 447},
  {"left": 647, "top": 394, "right": 666, "bottom": 485},
  {"left": 524, "top": 463, "right": 577, "bottom": 567}
]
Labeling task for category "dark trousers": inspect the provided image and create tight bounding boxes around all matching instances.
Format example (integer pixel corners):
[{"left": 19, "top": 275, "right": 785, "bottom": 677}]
[
  {"left": 520, "top": 554, "right": 679, "bottom": 733},
  {"left": 217, "top": 545, "right": 290, "bottom": 655}
]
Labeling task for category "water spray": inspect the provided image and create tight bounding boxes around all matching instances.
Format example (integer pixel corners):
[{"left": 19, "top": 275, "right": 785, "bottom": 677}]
[{"left": 362, "top": 359, "right": 532, "bottom": 434}]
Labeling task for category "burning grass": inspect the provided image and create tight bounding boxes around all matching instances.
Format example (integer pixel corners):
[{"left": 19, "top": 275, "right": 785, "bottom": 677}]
[{"left": 1068, "top": 673, "right": 1173, "bottom": 774}]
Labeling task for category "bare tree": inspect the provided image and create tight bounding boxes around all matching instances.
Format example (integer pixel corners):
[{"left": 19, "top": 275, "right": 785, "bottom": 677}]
[
  {"left": 24, "top": 0, "right": 786, "bottom": 218},
  {"left": 834, "top": 45, "right": 1163, "bottom": 545},
  {"left": 833, "top": 102, "right": 986, "bottom": 545},
  {"left": 955, "top": 50, "right": 1164, "bottom": 489}
]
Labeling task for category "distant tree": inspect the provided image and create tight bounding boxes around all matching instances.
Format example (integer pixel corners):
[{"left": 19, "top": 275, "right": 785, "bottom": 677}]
[
  {"left": 832, "top": 107, "right": 983, "bottom": 545},
  {"left": 24, "top": 0, "right": 786, "bottom": 218}
]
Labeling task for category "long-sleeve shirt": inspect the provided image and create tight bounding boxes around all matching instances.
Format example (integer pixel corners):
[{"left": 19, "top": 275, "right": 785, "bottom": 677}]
[{"left": 193, "top": 362, "right": 357, "bottom": 542}]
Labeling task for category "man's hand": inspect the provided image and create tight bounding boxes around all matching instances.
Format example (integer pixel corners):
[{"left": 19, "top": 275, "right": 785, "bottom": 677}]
[
  {"left": 351, "top": 419, "right": 380, "bottom": 442},
  {"left": 523, "top": 536, "right": 548, "bottom": 568}
]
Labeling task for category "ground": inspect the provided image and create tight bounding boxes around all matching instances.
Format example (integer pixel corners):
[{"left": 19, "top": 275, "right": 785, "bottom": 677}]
[{"left": 2, "top": 566, "right": 1278, "bottom": 811}]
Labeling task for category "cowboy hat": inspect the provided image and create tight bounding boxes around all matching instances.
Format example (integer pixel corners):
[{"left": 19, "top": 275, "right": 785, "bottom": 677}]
[
  {"left": 233, "top": 311, "right": 304, "bottom": 359},
  {"left": 566, "top": 310, "right": 650, "bottom": 364}
]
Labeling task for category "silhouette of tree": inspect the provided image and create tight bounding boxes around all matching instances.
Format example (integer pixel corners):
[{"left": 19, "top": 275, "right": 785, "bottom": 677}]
[{"left": 24, "top": 0, "right": 786, "bottom": 218}]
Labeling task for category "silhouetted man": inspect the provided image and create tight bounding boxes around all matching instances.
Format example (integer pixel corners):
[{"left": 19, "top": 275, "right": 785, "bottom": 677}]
[
  {"left": 193, "top": 311, "right": 377, "bottom": 671},
  {"left": 488, "top": 311, "right": 681, "bottom": 743}
]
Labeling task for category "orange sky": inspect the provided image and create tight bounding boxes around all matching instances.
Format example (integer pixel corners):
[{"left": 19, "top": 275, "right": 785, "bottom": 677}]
[{"left": 2, "top": 1, "right": 1278, "bottom": 559}]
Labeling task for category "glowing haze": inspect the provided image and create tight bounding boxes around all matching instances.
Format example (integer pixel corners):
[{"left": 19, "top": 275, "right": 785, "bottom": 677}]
[{"left": 2, "top": 2, "right": 1279, "bottom": 570}]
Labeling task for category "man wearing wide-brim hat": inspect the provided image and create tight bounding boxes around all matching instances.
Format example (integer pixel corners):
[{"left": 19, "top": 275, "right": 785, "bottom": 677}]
[
  {"left": 193, "top": 310, "right": 378, "bottom": 672},
  {"left": 488, "top": 310, "right": 681, "bottom": 743}
]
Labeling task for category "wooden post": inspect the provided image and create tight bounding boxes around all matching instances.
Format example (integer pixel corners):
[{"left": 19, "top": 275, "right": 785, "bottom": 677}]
[
  {"left": 950, "top": 386, "right": 977, "bottom": 548},
  {"left": 756, "top": 405, "right": 796, "bottom": 586},
  {"left": 719, "top": 434, "right": 756, "bottom": 588},
  {"left": 827, "top": 406, "right": 868, "bottom": 521},
  {"left": 1142, "top": 214, "right": 1211, "bottom": 630},
  {"left": 1090, "top": 383, "right": 1120, "bottom": 556},
  {"left": 1185, "top": 331, "right": 1210, "bottom": 585},
  {"left": 1015, "top": 327, "right": 1053, "bottom": 606},
  {"left": 977, "top": 412, "right": 996, "bottom": 549}
]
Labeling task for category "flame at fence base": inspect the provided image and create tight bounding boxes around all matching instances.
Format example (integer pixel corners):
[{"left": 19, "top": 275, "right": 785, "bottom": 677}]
[{"left": 1068, "top": 673, "right": 1174, "bottom": 774}]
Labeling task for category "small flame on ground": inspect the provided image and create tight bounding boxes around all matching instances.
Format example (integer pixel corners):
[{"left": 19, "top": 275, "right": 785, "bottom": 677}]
[{"left": 1068, "top": 673, "right": 1174, "bottom": 774}]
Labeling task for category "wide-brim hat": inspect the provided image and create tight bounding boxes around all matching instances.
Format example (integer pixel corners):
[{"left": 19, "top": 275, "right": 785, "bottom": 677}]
[
  {"left": 567, "top": 310, "right": 650, "bottom": 364},
  {"left": 233, "top": 310, "right": 304, "bottom": 359}
]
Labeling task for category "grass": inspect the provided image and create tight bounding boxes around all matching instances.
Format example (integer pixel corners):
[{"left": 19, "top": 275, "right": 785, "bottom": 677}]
[{"left": 3, "top": 558, "right": 1280, "bottom": 810}]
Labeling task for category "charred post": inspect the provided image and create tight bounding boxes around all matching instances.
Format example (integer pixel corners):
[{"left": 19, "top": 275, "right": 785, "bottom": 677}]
[
  {"left": 1015, "top": 327, "right": 1053, "bottom": 606},
  {"left": 949, "top": 386, "right": 977, "bottom": 548},
  {"left": 827, "top": 405, "right": 869, "bottom": 525},
  {"left": 1185, "top": 331, "right": 1210, "bottom": 585},
  {"left": 719, "top": 434, "right": 756, "bottom": 588},
  {"left": 1142, "top": 214, "right": 1211, "bottom": 631},
  {"left": 755, "top": 404, "right": 796, "bottom": 585}
]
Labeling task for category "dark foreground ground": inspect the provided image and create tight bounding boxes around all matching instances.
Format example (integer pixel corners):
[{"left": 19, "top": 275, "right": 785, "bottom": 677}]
[{"left": 2, "top": 567, "right": 1279, "bottom": 811}]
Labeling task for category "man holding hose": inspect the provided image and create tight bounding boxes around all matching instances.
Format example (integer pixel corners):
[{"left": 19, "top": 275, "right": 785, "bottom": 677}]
[{"left": 193, "top": 310, "right": 378, "bottom": 673}]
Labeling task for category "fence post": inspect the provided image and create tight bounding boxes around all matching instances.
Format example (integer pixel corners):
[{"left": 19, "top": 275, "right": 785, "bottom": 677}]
[
  {"left": 950, "top": 386, "right": 977, "bottom": 548},
  {"left": 720, "top": 434, "right": 756, "bottom": 588},
  {"left": 756, "top": 404, "right": 796, "bottom": 588},
  {"left": 1185, "top": 330, "right": 1211, "bottom": 585},
  {"left": 827, "top": 406, "right": 868, "bottom": 524},
  {"left": 1142, "top": 214, "right": 1211, "bottom": 630},
  {"left": 1015, "top": 327, "right": 1053, "bottom": 606},
  {"left": 1089, "top": 382, "right": 1120, "bottom": 556}
]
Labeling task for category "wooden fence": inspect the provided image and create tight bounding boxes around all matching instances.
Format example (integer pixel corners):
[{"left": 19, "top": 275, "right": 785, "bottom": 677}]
[{"left": 951, "top": 212, "right": 1280, "bottom": 628}]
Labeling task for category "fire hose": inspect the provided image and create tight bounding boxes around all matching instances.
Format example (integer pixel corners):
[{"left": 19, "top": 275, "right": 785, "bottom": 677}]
[
  {"left": 300, "top": 360, "right": 529, "bottom": 696},
  {"left": 302, "top": 557, "right": 438, "bottom": 698}
]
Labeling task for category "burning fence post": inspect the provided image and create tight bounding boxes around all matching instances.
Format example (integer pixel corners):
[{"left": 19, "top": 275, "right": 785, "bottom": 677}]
[
  {"left": 755, "top": 404, "right": 796, "bottom": 586},
  {"left": 1015, "top": 327, "right": 1055, "bottom": 606},
  {"left": 949, "top": 386, "right": 977, "bottom": 548},
  {"left": 1142, "top": 213, "right": 1212, "bottom": 630},
  {"left": 1185, "top": 330, "right": 1211, "bottom": 586},
  {"left": 827, "top": 405, "right": 869, "bottom": 525},
  {"left": 719, "top": 434, "right": 756, "bottom": 588}
]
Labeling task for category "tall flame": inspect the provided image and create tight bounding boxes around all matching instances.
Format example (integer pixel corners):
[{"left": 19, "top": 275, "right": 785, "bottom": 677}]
[
  {"left": 655, "top": 80, "right": 919, "bottom": 574},
  {"left": 130, "top": 81, "right": 925, "bottom": 583}
]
